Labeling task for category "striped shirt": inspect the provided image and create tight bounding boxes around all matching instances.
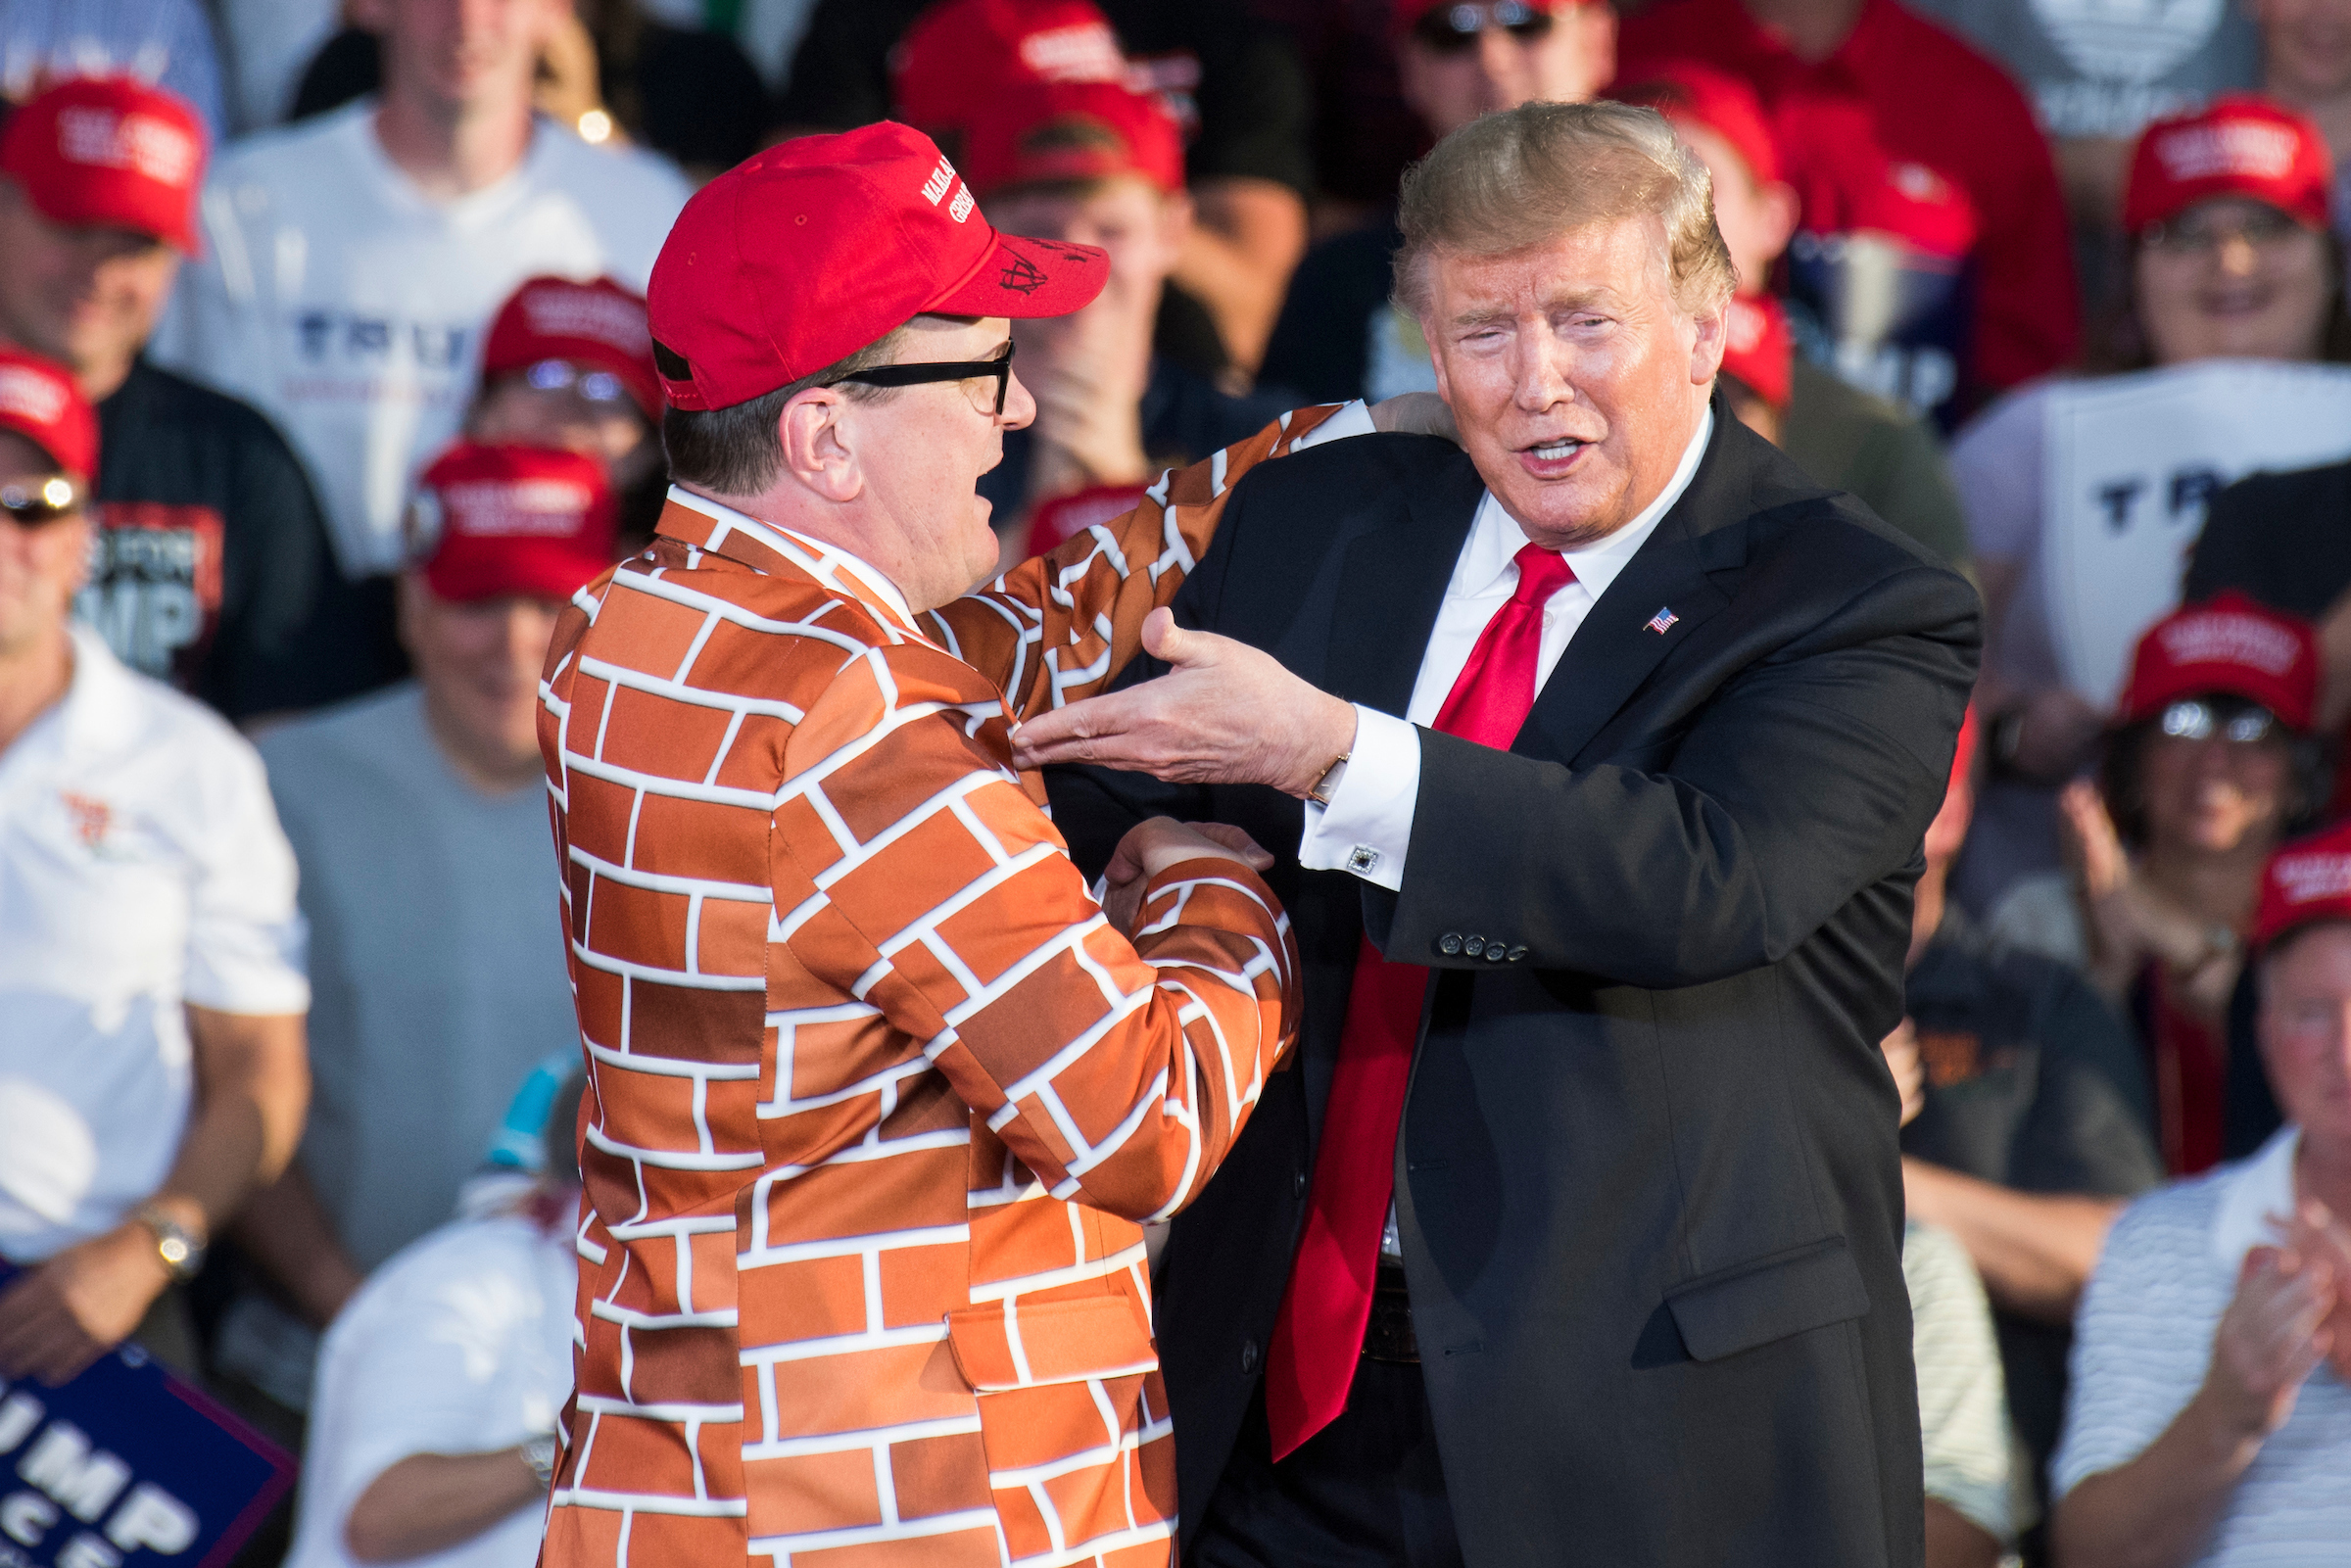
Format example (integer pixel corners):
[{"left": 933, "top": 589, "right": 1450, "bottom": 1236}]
[{"left": 2055, "top": 1128, "right": 2351, "bottom": 1562}]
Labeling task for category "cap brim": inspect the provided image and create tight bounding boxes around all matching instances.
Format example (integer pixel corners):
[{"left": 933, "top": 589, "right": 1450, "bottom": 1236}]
[
  {"left": 424, "top": 546, "right": 611, "bottom": 604},
  {"left": 930, "top": 231, "right": 1109, "bottom": 320}
]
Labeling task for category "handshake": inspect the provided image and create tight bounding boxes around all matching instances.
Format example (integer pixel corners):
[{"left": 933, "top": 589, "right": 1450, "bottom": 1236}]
[{"left": 1097, "top": 817, "right": 1275, "bottom": 938}]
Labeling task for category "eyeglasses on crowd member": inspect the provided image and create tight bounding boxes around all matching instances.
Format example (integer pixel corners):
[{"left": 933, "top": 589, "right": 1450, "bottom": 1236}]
[
  {"left": 0, "top": 74, "right": 406, "bottom": 723},
  {"left": 0, "top": 345, "right": 311, "bottom": 1389},
  {"left": 2053, "top": 822, "right": 2351, "bottom": 1565},
  {"left": 1990, "top": 595, "right": 2330, "bottom": 1181},
  {"left": 211, "top": 444, "right": 619, "bottom": 1437}
]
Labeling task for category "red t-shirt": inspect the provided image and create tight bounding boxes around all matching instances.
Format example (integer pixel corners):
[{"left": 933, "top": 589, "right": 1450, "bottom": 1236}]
[{"left": 1619, "top": 0, "right": 2079, "bottom": 425}]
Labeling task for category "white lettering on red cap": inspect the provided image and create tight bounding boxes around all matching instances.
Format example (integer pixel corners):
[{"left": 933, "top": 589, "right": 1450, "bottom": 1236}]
[
  {"left": 922, "top": 157, "right": 956, "bottom": 206},
  {"left": 522, "top": 290, "right": 651, "bottom": 355},
  {"left": 443, "top": 478, "right": 593, "bottom": 537},
  {"left": 2158, "top": 610, "right": 2302, "bottom": 677},
  {"left": 2276, "top": 851, "right": 2351, "bottom": 908},
  {"left": 948, "top": 183, "right": 976, "bottom": 223},
  {"left": 1019, "top": 22, "right": 1125, "bottom": 81},
  {"left": 56, "top": 107, "right": 198, "bottom": 186},
  {"left": 2155, "top": 120, "right": 2299, "bottom": 184},
  {"left": 0, "top": 366, "right": 69, "bottom": 427}
]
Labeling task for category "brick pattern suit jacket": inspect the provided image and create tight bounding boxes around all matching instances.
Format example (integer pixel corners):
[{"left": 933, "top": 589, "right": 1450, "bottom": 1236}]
[{"left": 535, "top": 408, "right": 1339, "bottom": 1568}]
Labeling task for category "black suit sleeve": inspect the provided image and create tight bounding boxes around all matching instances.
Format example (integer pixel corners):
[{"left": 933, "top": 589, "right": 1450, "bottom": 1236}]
[{"left": 1383, "top": 563, "right": 1980, "bottom": 989}]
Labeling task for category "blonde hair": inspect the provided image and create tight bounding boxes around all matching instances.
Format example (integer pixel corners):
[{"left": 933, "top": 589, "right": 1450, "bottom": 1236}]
[{"left": 1393, "top": 100, "right": 1736, "bottom": 321}]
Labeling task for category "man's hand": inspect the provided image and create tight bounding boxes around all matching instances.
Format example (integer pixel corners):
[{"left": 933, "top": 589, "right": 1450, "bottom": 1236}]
[
  {"left": 1880, "top": 1018, "right": 1926, "bottom": 1128},
  {"left": 0, "top": 1223, "right": 173, "bottom": 1384},
  {"left": 1012, "top": 608, "right": 1357, "bottom": 795},
  {"left": 1369, "top": 392, "right": 1460, "bottom": 444},
  {"left": 2196, "top": 1233, "right": 2336, "bottom": 1443},
  {"left": 1100, "top": 819, "right": 1276, "bottom": 936}
]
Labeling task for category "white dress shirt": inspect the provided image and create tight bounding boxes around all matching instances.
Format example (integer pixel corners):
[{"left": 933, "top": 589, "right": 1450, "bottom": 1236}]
[{"left": 1299, "top": 406, "right": 1715, "bottom": 892}]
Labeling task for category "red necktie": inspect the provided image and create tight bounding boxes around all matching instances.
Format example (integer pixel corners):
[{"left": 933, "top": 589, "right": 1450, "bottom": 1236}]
[{"left": 1264, "top": 543, "right": 1577, "bottom": 1459}]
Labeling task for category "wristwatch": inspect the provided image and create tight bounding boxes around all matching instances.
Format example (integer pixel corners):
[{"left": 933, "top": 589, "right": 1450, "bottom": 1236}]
[
  {"left": 521, "top": 1435, "right": 558, "bottom": 1491},
  {"left": 129, "top": 1202, "right": 207, "bottom": 1283}
]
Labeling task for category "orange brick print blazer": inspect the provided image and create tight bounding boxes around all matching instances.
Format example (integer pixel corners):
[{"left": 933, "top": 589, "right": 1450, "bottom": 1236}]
[{"left": 536, "top": 409, "right": 1339, "bottom": 1568}]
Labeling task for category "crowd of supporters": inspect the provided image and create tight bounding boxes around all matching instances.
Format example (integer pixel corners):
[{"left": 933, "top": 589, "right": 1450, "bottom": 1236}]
[{"left": 2, "top": 1, "right": 2350, "bottom": 1565}]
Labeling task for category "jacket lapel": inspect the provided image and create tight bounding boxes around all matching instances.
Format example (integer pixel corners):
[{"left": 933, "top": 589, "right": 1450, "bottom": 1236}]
[{"left": 1516, "top": 409, "right": 1749, "bottom": 766}]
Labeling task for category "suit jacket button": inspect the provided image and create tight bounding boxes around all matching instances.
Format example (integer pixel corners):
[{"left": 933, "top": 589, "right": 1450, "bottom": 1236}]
[
  {"left": 1463, "top": 935, "right": 1485, "bottom": 956},
  {"left": 1484, "top": 944, "right": 1506, "bottom": 963},
  {"left": 1438, "top": 933, "right": 1463, "bottom": 956},
  {"left": 1241, "top": 1338, "right": 1260, "bottom": 1373},
  {"left": 1508, "top": 945, "right": 1528, "bottom": 962},
  {"left": 1293, "top": 1167, "right": 1308, "bottom": 1197}
]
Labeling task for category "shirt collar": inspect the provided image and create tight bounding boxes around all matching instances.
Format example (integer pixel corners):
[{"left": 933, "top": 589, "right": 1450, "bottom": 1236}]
[
  {"left": 663, "top": 485, "right": 919, "bottom": 632},
  {"left": 57, "top": 622, "right": 139, "bottom": 761},
  {"left": 2211, "top": 1124, "right": 2304, "bottom": 1270},
  {"left": 1456, "top": 405, "right": 1714, "bottom": 604}
]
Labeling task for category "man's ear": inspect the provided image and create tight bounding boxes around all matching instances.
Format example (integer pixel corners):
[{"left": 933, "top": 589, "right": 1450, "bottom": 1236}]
[
  {"left": 778, "top": 388, "right": 863, "bottom": 504},
  {"left": 1688, "top": 300, "right": 1730, "bottom": 386}
]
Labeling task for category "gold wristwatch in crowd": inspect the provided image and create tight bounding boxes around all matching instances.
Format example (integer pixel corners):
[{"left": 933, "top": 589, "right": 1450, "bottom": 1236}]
[{"left": 130, "top": 1201, "right": 207, "bottom": 1283}]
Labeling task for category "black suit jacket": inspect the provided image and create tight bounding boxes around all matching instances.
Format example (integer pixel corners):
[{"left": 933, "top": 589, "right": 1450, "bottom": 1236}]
[{"left": 1048, "top": 403, "right": 1982, "bottom": 1568}]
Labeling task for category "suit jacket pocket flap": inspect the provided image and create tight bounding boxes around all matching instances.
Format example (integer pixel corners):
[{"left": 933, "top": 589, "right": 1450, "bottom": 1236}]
[
  {"left": 945, "top": 1290, "right": 1157, "bottom": 1393},
  {"left": 1664, "top": 1237, "right": 1869, "bottom": 1363}
]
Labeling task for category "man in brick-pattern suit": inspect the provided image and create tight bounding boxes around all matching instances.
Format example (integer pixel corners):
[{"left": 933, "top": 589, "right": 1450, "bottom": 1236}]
[{"left": 535, "top": 124, "right": 1339, "bottom": 1568}]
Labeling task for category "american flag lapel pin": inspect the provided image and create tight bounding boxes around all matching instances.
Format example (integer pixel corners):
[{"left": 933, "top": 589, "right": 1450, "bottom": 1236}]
[{"left": 1644, "top": 606, "right": 1679, "bottom": 635}]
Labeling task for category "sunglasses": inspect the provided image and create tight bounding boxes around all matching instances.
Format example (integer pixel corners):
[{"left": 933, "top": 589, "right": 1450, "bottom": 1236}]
[
  {"left": 1413, "top": 0, "right": 1557, "bottom": 52},
  {"left": 523, "top": 358, "right": 633, "bottom": 406},
  {"left": 2159, "top": 696, "right": 2280, "bottom": 745},
  {"left": 0, "top": 475, "right": 80, "bottom": 524},
  {"left": 830, "top": 340, "right": 1018, "bottom": 417},
  {"left": 2140, "top": 205, "right": 2307, "bottom": 258}
]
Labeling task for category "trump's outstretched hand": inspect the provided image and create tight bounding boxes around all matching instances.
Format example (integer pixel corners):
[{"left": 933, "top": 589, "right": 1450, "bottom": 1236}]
[{"left": 1012, "top": 608, "right": 1357, "bottom": 796}]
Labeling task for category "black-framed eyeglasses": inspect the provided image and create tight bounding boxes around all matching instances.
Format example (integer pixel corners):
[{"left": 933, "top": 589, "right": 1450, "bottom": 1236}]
[
  {"left": 2159, "top": 696, "right": 2280, "bottom": 745},
  {"left": 830, "top": 340, "right": 1018, "bottom": 417},
  {"left": 1413, "top": 0, "right": 1556, "bottom": 52},
  {"left": 0, "top": 475, "right": 80, "bottom": 524}
]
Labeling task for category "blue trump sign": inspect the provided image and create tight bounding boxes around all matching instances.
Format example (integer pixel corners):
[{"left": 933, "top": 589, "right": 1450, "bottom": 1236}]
[{"left": 0, "top": 1269, "right": 293, "bottom": 1568}]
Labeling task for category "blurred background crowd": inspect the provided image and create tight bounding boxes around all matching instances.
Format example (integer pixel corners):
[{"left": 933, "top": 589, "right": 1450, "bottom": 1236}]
[{"left": 3, "top": 0, "right": 2351, "bottom": 1565}]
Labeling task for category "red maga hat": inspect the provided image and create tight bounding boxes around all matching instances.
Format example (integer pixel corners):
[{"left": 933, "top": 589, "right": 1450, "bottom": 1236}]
[
  {"left": 2118, "top": 591, "right": 2320, "bottom": 734},
  {"left": 1609, "top": 58, "right": 1782, "bottom": 188},
  {"left": 2253, "top": 820, "right": 2351, "bottom": 952},
  {"left": 483, "top": 275, "right": 662, "bottom": 423},
  {"left": 0, "top": 346, "right": 99, "bottom": 479},
  {"left": 647, "top": 121, "right": 1109, "bottom": 411},
  {"left": 0, "top": 75, "right": 206, "bottom": 252},
  {"left": 411, "top": 443, "right": 616, "bottom": 603},
  {"left": 1719, "top": 294, "right": 1793, "bottom": 409},
  {"left": 963, "top": 79, "right": 1185, "bottom": 199},
  {"left": 2124, "top": 94, "right": 2332, "bottom": 236},
  {"left": 893, "top": 0, "right": 1127, "bottom": 142}
]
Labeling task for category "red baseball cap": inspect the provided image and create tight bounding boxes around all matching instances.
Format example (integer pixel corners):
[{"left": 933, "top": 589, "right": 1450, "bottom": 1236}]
[
  {"left": 2253, "top": 821, "right": 2351, "bottom": 952},
  {"left": 893, "top": 0, "right": 1127, "bottom": 143},
  {"left": 411, "top": 443, "right": 616, "bottom": 602},
  {"left": 2124, "top": 94, "right": 2332, "bottom": 236},
  {"left": 1610, "top": 58, "right": 1782, "bottom": 188},
  {"left": 2118, "top": 591, "right": 2320, "bottom": 734},
  {"left": 0, "top": 346, "right": 98, "bottom": 480},
  {"left": 0, "top": 75, "right": 206, "bottom": 252},
  {"left": 1392, "top": 0, "right": 1595, "bottom": 40},
  {"left": 482, "top": 276, "right": 662, "bottom": 423},
  {"left": 647, "top": 121, "right": 1109, "bottom": 411},
  {"left": 1719, "top": 294, "right": 1792, "bottom": 409},
  {"left": 963, "top": 79, "right": 1185, "bottom": 200}
]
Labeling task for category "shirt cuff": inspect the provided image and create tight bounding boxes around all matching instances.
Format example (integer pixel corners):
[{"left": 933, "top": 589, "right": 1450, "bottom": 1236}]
[
  {"left": 1288, "top": 400, "right": 1376, "bottom": 451},
  {"left": 1297, "top": 705, "right": 1418, "bottom": 893}
]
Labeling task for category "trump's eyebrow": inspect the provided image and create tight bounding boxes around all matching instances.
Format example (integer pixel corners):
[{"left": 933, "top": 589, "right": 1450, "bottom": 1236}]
[{"left": 1448, "top": 286, "right": 1622, "bottom": 328}]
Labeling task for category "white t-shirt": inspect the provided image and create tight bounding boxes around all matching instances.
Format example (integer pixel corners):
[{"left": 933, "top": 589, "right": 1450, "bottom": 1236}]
[
  {"left": 1950, "top": 378, "right": 2067, "bottom": 694},
  {"left": 0, "top": 625, "right": 309, "bottom": 1260},
  {"left": 2056, "top": 1128, "right": 2351, "bottom": 1561},
  {"left": 288, "top": 1211, "right": 577, "bottom": 1568},
  {"left": 151, "top": 100, "right": 689, "bottom": 577}
]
